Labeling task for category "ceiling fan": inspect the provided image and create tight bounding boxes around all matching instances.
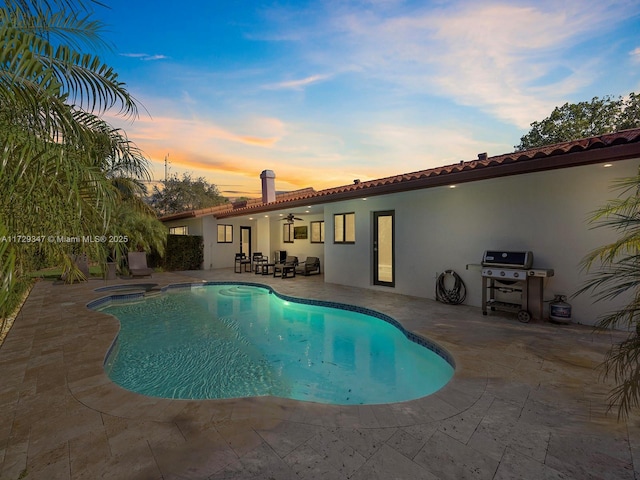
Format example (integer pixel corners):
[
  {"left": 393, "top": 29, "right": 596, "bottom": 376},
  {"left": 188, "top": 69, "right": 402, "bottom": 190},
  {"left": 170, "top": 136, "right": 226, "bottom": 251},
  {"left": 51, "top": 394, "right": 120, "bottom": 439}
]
[{"left": 281, "top": 213, "right": 303, "bottom": 223}]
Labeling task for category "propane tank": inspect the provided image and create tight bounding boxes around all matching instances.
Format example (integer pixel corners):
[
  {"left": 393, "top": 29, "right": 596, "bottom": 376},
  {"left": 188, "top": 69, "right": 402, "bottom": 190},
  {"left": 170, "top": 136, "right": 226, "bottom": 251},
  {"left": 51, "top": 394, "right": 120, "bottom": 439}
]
[{"left": 549, "top": 295, "right": 572, "bottom": 324}]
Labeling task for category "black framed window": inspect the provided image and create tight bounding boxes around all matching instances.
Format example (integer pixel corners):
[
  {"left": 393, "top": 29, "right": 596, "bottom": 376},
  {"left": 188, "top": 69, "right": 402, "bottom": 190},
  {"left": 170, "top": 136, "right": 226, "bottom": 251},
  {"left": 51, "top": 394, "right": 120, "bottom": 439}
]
[
  {"left": 283, "top": 223, "right": 294, "bottom": 243},
  {"left": 334, "top": 213, "right": 355, "bottom": 243},
  {"left": 169, "top": 226, "right": 188, "bottom": 235},
  {"left": 310, "top": 221, "right": 324, "bottom": 243},
  {"left": 217, "top": 224, "right": 233, "bottom": 243}
]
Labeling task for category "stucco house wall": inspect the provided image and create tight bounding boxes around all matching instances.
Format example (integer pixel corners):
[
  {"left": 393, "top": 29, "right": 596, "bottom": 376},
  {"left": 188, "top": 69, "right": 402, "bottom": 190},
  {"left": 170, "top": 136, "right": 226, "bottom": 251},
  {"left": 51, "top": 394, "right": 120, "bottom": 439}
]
[
  {"left": 324, "top": 158, "right": 638, "bottom": 325},
  {"left": 164, "top": 217, "right": 261, "bottom": 269},
  {"left": 163, "top": 217, "right": 203, "bottom": 236},
  {"left": 269, "top": 214, "right": 325, "bottom": 266},
  {"left": 209, "top": 218, "right": 256, "bottom": 269}
]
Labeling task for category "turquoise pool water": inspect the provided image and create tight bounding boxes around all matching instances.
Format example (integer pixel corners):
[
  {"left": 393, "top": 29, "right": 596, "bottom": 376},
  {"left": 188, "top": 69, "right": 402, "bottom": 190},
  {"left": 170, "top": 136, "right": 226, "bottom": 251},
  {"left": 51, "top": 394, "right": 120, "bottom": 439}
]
[{"left": 95, "top": 284, "right": 454, "bottom": 405}]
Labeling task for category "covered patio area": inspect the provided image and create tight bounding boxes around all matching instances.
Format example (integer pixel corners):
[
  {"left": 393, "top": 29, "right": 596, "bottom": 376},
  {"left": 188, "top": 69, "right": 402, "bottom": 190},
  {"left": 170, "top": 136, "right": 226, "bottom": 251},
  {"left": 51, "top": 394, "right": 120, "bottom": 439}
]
[{"left": 1, "top": 269, "right": 638, "bottom": 479}]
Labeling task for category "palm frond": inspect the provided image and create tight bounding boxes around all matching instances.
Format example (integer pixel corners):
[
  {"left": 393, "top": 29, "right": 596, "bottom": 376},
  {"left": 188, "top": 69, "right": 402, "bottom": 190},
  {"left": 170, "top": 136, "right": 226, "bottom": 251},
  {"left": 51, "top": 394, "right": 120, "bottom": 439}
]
[
  {"left": 600, "top": 334, "right": 640, "bottom": 420},
  {"left": 0, "top": 15, "right": 137, "bottom": 118},
  {"left": 576, "top": 167, "right": 640, "bottom": 419}
]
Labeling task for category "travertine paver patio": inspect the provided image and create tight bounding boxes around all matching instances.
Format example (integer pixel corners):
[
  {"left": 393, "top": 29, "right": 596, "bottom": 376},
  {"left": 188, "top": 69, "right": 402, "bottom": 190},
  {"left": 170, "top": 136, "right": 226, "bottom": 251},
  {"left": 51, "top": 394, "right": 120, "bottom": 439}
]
[{"left": 1, "top": 269, "right": 639, "bottom": 479}]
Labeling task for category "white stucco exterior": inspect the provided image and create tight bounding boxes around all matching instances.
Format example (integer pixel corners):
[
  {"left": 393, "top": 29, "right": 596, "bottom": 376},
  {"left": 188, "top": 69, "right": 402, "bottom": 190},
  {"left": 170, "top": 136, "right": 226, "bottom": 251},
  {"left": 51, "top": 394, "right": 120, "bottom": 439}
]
[
  {"left": 322, "top": 159, "right": 638, "bottom": 325},
  {"left": 162, "top": 153, "right": 640, "bottom": 327}
]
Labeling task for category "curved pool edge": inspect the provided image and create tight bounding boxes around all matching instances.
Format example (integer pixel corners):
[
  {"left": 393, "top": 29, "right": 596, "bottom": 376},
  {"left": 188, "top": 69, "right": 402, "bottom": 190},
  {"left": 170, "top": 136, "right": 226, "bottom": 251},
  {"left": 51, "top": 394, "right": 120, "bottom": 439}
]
[
  {"left": 77, "top": 280, "right": 482, "bottom": 424},
  {"left": 87, "top": 280, "right": 456, "bottom": 372}
]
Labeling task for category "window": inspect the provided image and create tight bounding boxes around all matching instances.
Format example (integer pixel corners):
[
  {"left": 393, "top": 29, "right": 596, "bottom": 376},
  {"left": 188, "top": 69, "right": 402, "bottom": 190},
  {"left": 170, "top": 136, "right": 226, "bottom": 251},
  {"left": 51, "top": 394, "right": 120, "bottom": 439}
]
[
  {"left": 283, "top": 223, "right": 294, "bottom": 243},
  {"left": 169, "top": 226, "right": 188, "bottom": 235},
  {"left": 217, "top": 224, "right": 233, "bottom": 243},
  {"left": 310, "top": 221, "right": 324, "bottom": 243},
  {"left": 334, "top": 213, "right": 355, "bottom": 243}
]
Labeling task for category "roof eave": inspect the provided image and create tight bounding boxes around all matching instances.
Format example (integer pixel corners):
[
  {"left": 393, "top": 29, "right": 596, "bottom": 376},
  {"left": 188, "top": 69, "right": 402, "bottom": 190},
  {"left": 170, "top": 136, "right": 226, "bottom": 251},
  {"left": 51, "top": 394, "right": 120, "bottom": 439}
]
[
  {"left": 159, "top": 210, "right": 197, "bottom": 222},
  {"left": 214, "top": 141, "right": 640, "bottom": 219}
]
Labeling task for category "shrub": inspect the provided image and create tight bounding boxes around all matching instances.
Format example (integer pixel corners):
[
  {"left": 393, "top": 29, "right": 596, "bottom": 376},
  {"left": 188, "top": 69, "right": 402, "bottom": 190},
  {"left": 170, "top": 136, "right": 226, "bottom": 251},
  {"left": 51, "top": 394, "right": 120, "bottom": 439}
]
[{"left": 161, "top": 235, "right": 203, "bottom": 271}]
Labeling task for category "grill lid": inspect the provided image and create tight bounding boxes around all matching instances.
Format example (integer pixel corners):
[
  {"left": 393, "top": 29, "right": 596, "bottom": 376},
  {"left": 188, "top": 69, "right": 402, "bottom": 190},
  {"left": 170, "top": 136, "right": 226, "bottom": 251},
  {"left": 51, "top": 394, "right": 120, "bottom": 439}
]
[{"left": 482, "top": 251, "right": 533, "bottom": 269}]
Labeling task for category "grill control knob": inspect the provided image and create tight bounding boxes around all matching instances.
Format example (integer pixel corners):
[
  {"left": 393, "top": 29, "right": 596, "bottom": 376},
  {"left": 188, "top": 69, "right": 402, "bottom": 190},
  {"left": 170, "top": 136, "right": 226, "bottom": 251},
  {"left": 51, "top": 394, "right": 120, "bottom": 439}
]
[
  {"left": 486, "top": 270, "right": 492, "bottom": 276},
  {"left": 514, "top": 272, "right": 519, "bottom": 278},
  {"left": 500, "top": 271, "right": 505, "bottom": 276}
]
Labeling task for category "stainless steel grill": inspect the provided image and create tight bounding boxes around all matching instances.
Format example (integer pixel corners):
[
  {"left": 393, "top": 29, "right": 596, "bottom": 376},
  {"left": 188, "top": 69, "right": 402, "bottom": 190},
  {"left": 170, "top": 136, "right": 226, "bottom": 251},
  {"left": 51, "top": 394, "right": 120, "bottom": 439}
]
[{"left": 481, "top": 250, "right": 554, "bottom": 323}]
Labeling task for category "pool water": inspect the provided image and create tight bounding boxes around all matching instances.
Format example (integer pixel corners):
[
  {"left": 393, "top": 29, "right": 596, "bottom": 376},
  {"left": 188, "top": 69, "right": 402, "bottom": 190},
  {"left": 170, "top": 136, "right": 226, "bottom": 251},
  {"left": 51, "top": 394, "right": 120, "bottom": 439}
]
[{"left": 97, "top": 284, "right": 454, "bottom": 405}]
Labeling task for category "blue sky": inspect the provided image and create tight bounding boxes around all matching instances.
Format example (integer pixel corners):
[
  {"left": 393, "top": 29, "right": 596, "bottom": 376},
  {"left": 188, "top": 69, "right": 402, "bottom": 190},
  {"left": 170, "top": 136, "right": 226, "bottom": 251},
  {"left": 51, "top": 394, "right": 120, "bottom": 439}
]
[{"left": 94, "top": 0, "right": 640, "bottom": 197}]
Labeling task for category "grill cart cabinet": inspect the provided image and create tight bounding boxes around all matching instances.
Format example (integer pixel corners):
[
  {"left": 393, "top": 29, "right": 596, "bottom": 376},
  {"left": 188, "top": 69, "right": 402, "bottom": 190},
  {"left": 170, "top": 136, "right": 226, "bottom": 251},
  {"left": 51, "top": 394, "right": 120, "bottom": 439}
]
[{"left": 479, "top": 251, "right": 554, "bottom": 323}]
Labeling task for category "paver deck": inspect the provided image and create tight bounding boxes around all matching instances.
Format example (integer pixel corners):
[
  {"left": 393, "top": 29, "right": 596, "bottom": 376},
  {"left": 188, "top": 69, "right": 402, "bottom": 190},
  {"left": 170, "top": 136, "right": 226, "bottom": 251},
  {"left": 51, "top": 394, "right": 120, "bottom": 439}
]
[{"left": 1, "top": 269, "right": 638, "bottom": 479}]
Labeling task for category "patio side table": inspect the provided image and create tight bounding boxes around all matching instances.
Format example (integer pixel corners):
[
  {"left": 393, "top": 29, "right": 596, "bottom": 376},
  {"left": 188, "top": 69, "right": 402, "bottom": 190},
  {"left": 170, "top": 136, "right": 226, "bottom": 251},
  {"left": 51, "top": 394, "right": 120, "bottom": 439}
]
[
  {"left": 281, "top": 265, "right": 296, "bottom": 278},
  {"left": 260, "top": 263, "right": 275, "bottom": 275}
]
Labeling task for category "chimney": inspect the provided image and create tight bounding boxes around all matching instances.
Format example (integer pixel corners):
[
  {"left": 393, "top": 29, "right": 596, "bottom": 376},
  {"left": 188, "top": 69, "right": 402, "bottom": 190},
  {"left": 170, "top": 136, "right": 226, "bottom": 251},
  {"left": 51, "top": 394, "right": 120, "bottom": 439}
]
[
  {"left": 260, "top": 170, "right": 276, "bottom": 203},
  {"left": 477, "top": 152, "right": 488, "bottom": 161}
]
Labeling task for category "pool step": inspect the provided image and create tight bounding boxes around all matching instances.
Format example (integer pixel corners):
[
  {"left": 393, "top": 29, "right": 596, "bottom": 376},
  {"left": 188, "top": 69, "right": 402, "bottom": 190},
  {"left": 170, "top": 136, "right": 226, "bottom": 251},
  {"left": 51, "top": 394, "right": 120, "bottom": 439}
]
[{"left": 218, "top": 286, "right": 269, "bottom": 297}]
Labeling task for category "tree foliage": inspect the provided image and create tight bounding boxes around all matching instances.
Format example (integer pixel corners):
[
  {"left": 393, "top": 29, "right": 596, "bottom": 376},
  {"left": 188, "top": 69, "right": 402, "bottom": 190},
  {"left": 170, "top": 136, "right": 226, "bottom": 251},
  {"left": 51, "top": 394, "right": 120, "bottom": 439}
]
[
  {"left": 149, "top": 173, "right": 228, "bottom": 216},
  {"left": 516, "top": 93, "right": 640, "bottom": 150},
  {"left": 575, "top": 174, "right": 640, "bottom": 419},
  {"left": 0, "top": 0, "right": 165, "bottom": 306}
]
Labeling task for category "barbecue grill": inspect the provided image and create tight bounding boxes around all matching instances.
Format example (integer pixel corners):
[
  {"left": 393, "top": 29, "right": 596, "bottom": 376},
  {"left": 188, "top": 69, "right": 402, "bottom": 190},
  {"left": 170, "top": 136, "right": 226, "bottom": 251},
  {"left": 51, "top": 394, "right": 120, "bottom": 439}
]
[{"left": 481, "top": 250, "right": 554, "bottom": 323}]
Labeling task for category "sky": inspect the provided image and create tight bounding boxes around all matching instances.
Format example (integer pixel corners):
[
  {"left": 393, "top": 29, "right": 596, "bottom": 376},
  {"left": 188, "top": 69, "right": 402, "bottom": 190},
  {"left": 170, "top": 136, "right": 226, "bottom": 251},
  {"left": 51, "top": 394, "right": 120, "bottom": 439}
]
[{"left": 92, "top": 0, "right": 640, "bottom": 198}]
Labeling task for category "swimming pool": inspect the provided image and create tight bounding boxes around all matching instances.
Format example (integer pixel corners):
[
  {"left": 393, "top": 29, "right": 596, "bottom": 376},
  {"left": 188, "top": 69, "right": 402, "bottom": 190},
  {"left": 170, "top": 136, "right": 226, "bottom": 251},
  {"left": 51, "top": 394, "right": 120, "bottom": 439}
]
[{"left": 91, "top": 283, "right": 454, "bottom": 405}]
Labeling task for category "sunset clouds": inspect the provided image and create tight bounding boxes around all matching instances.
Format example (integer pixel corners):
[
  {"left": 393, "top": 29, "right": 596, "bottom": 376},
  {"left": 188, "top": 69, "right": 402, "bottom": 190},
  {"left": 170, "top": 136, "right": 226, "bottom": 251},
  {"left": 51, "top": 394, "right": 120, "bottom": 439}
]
[{"left": 97, "top": 0, "right": 640, "bottom": 197}]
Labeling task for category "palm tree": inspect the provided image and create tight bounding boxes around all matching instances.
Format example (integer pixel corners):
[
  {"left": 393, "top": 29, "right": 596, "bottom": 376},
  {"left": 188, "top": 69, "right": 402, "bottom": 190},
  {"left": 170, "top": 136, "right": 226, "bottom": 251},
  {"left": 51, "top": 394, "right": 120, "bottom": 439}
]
[
  {"left": 0, "top": 0, "right": 164, "bottom": 303},
  {"left": 576, "top": 172, "right": 640, "bottom": 419}
]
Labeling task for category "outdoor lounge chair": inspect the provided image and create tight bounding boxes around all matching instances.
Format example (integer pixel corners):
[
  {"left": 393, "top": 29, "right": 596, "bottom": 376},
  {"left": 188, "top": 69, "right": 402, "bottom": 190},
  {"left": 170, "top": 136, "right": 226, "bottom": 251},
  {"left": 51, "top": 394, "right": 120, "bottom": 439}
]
[
  {"left": 128, "top": 252, "right": 154, "bottom": 277},
  {"left": 295, "top": 257, "right": 321, "bottom": 276}
]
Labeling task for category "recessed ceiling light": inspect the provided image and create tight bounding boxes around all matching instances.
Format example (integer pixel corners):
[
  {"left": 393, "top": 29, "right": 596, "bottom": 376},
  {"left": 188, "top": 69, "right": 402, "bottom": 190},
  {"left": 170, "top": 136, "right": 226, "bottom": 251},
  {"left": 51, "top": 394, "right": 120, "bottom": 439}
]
[
  {"left": 362, "top": 198, "right": 367, "bottom": 201},
  {"left": 449, "top": 185, "right": 456, "bottom": 189},
  {"left": 603, "top": 163, "right": 613, "bottom": 167}
]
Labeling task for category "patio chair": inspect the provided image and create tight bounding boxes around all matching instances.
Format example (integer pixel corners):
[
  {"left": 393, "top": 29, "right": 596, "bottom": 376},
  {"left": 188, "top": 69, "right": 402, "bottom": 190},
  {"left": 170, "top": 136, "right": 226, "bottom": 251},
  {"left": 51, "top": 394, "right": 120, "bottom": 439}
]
[
  {"left": 128, "top": 252, "right": 154, "bottom": 277},
  {"left": 251, "top": 251, "right": 268, "bottom": 273},
  {"left": 273, "top": 256, "right": 298, "bottom": 278},
  {"left": 234, "top": 253, "right": 251, "bottom": 273},
  {"left": 295, "top": 257, "right": 321, "bottom": 276}
]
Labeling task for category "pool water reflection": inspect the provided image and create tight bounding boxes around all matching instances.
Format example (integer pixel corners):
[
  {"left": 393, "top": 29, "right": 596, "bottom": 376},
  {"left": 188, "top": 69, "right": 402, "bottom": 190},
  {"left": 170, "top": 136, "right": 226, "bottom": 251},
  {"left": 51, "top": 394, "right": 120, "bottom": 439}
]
[{"left": 95, "top": 283, "right": 454, "bottom": 405}]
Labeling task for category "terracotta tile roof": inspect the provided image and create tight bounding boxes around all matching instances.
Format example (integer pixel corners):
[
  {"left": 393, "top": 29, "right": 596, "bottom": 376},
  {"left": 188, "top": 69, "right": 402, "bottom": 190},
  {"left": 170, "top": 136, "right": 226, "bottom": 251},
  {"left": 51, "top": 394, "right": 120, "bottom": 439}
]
[
  {"left": 159, "top": 188, "right": 318, "bottom": 221},
  {"left": 162, "top": 128, "right": 640, "bottom": 221}
]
